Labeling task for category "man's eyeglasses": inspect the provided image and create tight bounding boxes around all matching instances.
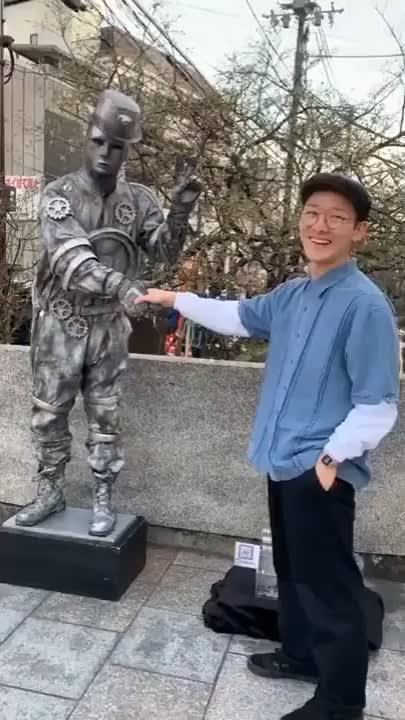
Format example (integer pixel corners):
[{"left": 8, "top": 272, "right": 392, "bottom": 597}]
[{"left": 301, "top": 210, "right": 351, "bottom": 230}]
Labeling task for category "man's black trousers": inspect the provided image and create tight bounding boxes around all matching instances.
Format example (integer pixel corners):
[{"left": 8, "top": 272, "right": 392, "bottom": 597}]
[{"left": 268, "top": 469, "right": 368, "bottom": 713}]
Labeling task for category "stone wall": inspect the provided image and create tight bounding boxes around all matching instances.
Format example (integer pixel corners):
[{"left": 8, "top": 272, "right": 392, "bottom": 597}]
[{"left": 0, "top": 345, "right": 404, "bottom": 556}]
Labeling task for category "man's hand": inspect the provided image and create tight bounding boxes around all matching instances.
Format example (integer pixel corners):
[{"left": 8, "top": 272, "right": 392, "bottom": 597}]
[
  {"left": 119, "top": 281, "right": 151, "bottom": 318},
  {"left": 134, "top": 288, "right": 176, "bottom": 308},
  {"left": 315, "top": 455, "right": 337, "bottom": 492}
]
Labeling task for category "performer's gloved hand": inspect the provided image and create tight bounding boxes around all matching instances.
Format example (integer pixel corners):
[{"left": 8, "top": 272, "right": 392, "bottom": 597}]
[
  {"left": 171, "top": 158, "right": 202, "bottom": 210},
  {"left": 118, "top": 280, "right": 150, "bottom": 317}
]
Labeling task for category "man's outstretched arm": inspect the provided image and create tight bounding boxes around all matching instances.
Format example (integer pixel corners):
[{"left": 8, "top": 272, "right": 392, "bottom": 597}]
[
  {"left": 136, "top": 285, "right": 275, "bottom": 339},
  {"left": 135, "top": 289, "right": 251, "bottom": 337}
]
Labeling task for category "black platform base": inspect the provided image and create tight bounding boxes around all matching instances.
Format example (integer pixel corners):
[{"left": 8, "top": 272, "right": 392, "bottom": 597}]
[{"left": 0, "top": 507, "right": 147, "bottom": 601}]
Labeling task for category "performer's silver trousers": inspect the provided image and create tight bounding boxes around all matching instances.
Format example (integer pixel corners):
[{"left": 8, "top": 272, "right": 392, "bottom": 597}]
[{"left": 30, "top": 308, "right": 132, "bottom": 482}]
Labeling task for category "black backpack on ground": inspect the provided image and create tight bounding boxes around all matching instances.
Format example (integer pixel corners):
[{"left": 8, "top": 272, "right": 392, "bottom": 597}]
[{"left": 202, "top": 566, "right": 384, "bottom": 651}]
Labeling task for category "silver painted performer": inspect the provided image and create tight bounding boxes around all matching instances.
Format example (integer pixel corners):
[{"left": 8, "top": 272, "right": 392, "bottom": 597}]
[{"left": 16, "top": 89, "right": 201, "bottom": 536}]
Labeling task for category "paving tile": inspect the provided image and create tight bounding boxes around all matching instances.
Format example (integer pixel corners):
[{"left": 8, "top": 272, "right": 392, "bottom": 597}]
[
  {"left": 174, "top": 550, "right": 232, "bottom": 574},
  {"left": 147, "top": 565, "right": 219, "bottom": 616},
  {"left": 70, "top": 663, "right": 210, "bottom": 720},
  {"left": 137, "top": 546, "right": 177, "bottom": 584},
  {"left": 229, "top": 635, "right": 280, "bottom": 656},
  {"left": 0, "top": 686, "right": 74, "bottom": 720},
  {"left": 367, "top": 648, "right": 405, "bottom": 720},
  {"left": 205, "top": 653, "right": 313, "bottom": 720},
  {"left": 0, "top": 583, "right": 48, "bottom": 613},
  {"left": 112, "top": 606, "right": 229, "bottom": 683},
  {"left": 368, "top": 579, "right": 405, "bottom": 652},
  {"left": 0, "top": 609, "right": 26, "bottom": 643},
  {"left": 0, "top": 617, "right": 116, "bottom": 699},
  {"left": 207, "top": 647, "right": 405, "bottom": 720},
  {"left": 34, "top": 581, "right": 153, "bottom": 632}
]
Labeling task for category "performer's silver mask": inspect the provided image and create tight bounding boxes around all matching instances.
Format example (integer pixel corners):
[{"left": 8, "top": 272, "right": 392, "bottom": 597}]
[{"left": 84, "top": 89, "right": 142, "bottom": 180}]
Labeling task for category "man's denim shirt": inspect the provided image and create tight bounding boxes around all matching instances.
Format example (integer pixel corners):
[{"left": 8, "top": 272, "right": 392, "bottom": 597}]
[{"left": 238, "top": 261, "right": 400, "bottom": 488}]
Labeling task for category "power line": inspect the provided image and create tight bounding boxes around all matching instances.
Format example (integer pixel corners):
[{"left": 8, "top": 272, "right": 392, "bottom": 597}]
[
  {"left": 318, "top": 25, "right": 337, "bottom": 88},
  {"left": 98, "top": 0, "right": 301, "bottom": 159},
  {"left": 89, "top": 0, "right": 211, "bottom": 98},
  {"left": 310, "top": 52, "right": 405, "bottom": 59},
  {"left": 319, "top": 27, "right": 333, "bottom": 72},
  {"left": 94, "top": 0, "right": 169, "bottom": 65},
  {"left": 121, "top": 0, "right": 211, "bottom": 95},
  {"left": 176, "top": 1, "right": 239, "bottom": 17},
  {"left": 244, "top": 0, "right": 291, "bottom": 76},
  {"left": 315, "top": 29, "right": 333, "bottom": 86}
]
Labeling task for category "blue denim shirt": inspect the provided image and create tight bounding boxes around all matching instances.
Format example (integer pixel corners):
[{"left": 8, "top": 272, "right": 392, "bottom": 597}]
[{"left": 238, "top": 261, "right": 400, "bottom": 488}]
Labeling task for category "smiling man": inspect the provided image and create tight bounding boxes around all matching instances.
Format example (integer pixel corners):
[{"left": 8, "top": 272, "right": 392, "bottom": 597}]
[{"left": 133, "top": 173, "right": 400, "bottom": 720}]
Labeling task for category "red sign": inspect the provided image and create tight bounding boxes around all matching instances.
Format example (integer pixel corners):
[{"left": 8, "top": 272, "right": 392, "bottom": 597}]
[{"left": 5, "top": 176, "right": 42, "bottom": 191}]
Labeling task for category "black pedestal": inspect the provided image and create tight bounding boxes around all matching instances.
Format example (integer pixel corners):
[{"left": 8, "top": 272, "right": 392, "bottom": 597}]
[{"left": 0, "top": 507, "right": 147, "bottom": 601}]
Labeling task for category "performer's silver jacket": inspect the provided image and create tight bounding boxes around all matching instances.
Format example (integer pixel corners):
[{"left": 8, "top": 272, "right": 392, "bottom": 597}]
[{"left": 33, "top": 168, "right": 191, "bottom": 327}]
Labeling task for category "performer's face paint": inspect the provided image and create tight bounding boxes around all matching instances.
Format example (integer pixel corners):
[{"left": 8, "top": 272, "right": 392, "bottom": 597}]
[{"left": 85, "top": 125, "right": 126, "bottom": 180}]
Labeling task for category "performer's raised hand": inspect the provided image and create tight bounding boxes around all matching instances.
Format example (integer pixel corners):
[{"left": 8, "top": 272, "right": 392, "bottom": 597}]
[{"left": 171, "top": 157, "right": 202, "bottom": 207}]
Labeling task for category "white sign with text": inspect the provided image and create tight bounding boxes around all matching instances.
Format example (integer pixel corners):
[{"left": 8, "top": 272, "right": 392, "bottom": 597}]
[{"left": 233, "top": 541, "right": 260, "bottom": 570}]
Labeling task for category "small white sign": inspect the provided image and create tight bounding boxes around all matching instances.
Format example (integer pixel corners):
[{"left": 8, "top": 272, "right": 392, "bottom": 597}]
[{"left": 233, "top": 541, "right": 260, "bottom": 569}]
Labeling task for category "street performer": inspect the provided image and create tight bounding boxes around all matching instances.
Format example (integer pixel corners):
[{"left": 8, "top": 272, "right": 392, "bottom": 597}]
[{"left": 16, "top": 88, "right": 201, "bottom": 536}]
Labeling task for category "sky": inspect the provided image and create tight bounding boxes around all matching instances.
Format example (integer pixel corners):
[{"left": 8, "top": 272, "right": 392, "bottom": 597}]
[{"left": 116, "top": 0, "right": 405, "bottom": 115}]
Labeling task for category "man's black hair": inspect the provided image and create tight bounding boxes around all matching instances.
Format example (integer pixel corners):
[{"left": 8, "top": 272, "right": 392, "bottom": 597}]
[{"left": 300, "top": 173, "right": 371, "bottom": 222}]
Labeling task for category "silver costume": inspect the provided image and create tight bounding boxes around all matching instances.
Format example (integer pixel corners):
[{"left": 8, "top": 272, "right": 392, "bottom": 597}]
[{"left": 16, "top": 89, "right": 201, "bottom": 535}]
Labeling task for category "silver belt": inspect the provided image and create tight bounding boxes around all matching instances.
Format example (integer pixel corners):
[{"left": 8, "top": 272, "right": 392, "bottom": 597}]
[
  {"left": 77, "top": 303, "right": 122, "bottom": 316},
  {"left": 38, "top": 293, "right": 123, "bottom": 339}
]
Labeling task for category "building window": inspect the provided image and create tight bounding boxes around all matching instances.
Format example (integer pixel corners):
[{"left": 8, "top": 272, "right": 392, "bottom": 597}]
[{"left": 30, "top": 33, "right": 39, "bottom": 46}]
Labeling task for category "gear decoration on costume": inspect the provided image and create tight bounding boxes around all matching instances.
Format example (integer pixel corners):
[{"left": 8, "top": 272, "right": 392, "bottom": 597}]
[
  {"left": 65, "top": 315, "right": 89, "bottom": 339},
  {"left": 47, "top": 196, "right": 71, "bottom": 221},
  {"left": 115, "top": 202, "right": 136, "bottom": 226},
  {"left": 50, "top": 297, "right": 73, "bottom": 322}
]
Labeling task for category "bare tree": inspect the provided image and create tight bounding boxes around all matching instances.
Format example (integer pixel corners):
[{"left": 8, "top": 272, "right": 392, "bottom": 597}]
[{"left": 3, "top": 3, "right": 405, "bottom": 347}]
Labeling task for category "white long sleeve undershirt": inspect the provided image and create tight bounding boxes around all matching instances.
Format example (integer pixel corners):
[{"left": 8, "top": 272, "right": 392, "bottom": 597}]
[
  {"left": 324, "top": 401, "right": 398, "bottom": 463},
  {"left": 173, "top": 291, "right": 398, "bottom": 464},
  {"left": 174, "top": 292, "right": 250, "bottom": 337}
]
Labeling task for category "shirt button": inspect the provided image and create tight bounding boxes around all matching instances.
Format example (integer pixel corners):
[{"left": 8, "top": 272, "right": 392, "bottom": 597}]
[{"left": 303, "top": 306, "right": 308, "bottom": 312}]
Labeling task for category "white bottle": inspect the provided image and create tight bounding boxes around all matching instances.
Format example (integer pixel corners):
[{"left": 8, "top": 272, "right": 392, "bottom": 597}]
[{"left": 255, "top": 528, "right": 277, "bottom": 598}]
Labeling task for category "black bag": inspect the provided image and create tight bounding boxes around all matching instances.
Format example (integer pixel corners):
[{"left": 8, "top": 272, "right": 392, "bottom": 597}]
[{"left": 202, "top": 566, "right": 384, "bottom": 650}]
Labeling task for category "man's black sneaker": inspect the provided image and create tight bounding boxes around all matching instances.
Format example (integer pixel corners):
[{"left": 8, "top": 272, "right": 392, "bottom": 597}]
[
  {"left": 281, "top": 696, "right": 364, "bottom": 720},
  {"left": 247, "top": 648, "right": 318, "bottom": 682}
]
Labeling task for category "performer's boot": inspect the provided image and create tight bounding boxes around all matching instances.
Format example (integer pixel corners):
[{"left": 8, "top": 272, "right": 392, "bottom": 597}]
[
  {"left": 15, "top": 464, "right": 66, "bottom": 526},
  {"left": 89, "top": 475, "right": 116, "bottom": 537}
]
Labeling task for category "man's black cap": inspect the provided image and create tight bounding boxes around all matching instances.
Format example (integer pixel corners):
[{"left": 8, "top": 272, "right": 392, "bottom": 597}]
[{"left": 300, "top": 173, "right": 371, "bottom": 222}]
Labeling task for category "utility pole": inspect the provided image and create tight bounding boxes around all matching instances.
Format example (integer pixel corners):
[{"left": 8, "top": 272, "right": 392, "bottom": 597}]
[
  {"left": 0, "top": 0, "right": 15, "bottom": 286},
  {"left": 0, "top": 0, "right": 5, "bottom": 270},
  {"left": 343, "top": 103, "right": 354, "bottom": 172},
  {"left": 265, "top": 1, "right": 343, "bottom": 241}
]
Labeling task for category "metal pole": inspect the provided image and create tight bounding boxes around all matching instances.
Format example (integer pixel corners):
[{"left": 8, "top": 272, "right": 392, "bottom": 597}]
[
  {"left": 280, "top": 6, "right": 307, "bottom": 241},
  {"left": 272, "top": 0, "right": 344, "bottom": 241},
  {"left": 0, "top": 0, "right": 6, "bottom": 281}
]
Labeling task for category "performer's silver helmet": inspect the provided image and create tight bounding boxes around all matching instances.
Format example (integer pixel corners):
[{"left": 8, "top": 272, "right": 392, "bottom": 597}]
[{"left": 89, "top": 89, "right": 142, "bottom": 145}]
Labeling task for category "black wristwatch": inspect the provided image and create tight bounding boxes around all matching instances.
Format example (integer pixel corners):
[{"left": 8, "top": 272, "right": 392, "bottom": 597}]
[{"left": 321, "top": 454, "right": 338, "bottom": 467}]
